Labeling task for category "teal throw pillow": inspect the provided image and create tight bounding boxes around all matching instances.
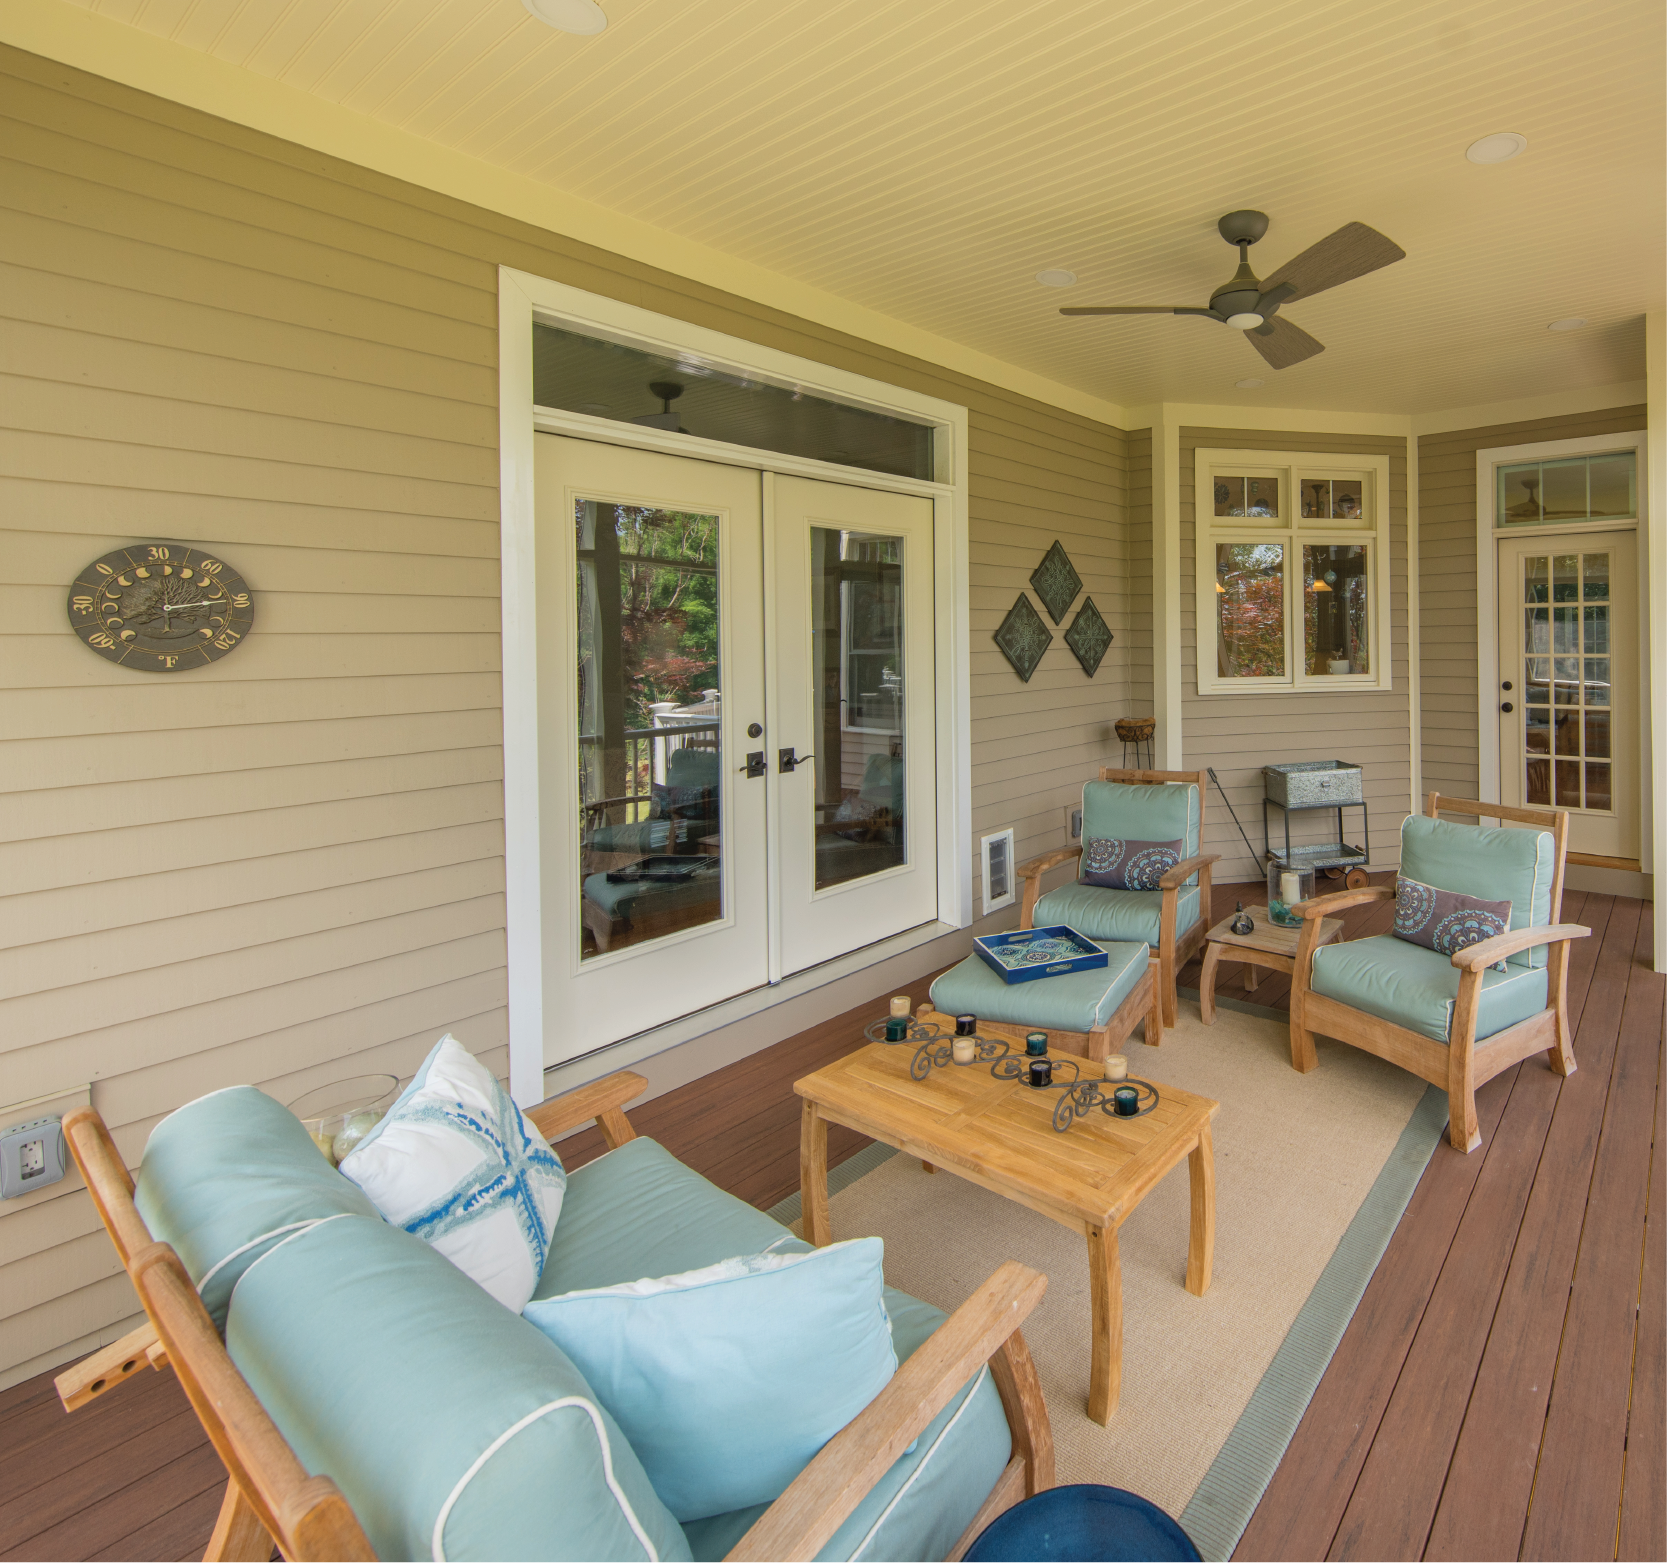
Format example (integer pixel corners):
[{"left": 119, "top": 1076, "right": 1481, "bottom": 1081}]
[{"left": 523, "top": 1236, "right": 897, "bottom": 1523}]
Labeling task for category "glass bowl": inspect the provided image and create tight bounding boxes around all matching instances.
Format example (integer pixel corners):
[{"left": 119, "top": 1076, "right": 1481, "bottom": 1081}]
[
  {"left": 1266, "top": 862, "right": 1317, "bottom": 928},
  {"left": 286, "top": 1074, "right": 400, "bottom": 1165}
]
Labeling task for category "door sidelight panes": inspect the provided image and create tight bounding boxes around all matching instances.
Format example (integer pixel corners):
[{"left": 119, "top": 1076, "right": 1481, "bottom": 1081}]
[
  {"left": 811, "top": 527, "right": 906, "bottom": 890},
  {"left": 1520, "top": 551, "right": 1614, "bottom": 812}
]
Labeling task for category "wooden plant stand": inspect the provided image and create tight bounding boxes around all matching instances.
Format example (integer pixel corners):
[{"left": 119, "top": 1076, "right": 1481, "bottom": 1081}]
[{"left": 796, "top": 1017, "right": 1219, "bottom": 1426}]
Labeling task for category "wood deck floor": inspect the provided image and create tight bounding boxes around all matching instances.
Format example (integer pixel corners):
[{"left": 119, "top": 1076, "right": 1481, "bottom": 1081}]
[{"left": 1, "top": 880, "right": 1659, "bottom": 1562}]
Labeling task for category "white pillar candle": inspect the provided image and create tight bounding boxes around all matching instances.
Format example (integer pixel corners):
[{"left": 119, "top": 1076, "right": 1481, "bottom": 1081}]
[
  {"left": 1106, "top": 1055, "right": 1128, "bottom": 1082},
  {"left": 952, "top": 1037, "right": 977, "bottom": 1065},
  {"left": 889, "top": 995, "right": 911, "bottom": 1018},
  {"left": 1280, "top": 871, "right": 1301, "bottom": 906}
]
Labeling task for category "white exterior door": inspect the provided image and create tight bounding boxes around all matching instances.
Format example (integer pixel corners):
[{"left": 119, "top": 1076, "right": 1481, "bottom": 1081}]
[
  {"left": 1497, "top": 530, "right": 1638, "bottom": 859},
  {"left": 535, "top": 436, "right": 769, "bottom": 1055},
  {"left": 772, "top": 475, "right": 938, "bottom": 974}
]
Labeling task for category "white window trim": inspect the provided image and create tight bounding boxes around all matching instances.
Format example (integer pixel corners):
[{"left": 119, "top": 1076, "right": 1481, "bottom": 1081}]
[
  {"left": 1473, "top": 429, "right": 1648, "bottom": 810},
  {"left": 497, "top": 267, "right": 972, "bottom": 1104},
  {"left": 1194, "top": 448, "right": 1394, "bottom": 695}
]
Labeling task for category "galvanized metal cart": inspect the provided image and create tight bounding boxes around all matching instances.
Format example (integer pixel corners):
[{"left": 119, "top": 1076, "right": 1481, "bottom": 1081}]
[{"left": 1262, "top": 760, "right": 1370, "bottom": 887}]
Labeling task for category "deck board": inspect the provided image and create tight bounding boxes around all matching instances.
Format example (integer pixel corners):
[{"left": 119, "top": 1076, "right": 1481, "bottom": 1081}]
[{"left": 0, "top": 879, "right": 1657, "bottom": 1563}]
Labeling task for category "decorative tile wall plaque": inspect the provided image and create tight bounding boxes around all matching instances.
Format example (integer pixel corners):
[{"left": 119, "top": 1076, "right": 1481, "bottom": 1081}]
[
  {"left": 1065, "top": 596, "right": 1113, "bottom": 676},
  {"left": 1030, "top": 540, "right": 1082, "bottom": 624},
  {"left": 994, "top": 593, "right": 1052, "bottom": 682}
]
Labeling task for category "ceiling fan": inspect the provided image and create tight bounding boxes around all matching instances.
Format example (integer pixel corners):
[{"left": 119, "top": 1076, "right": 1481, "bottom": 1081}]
[{"left": 1061, "top": 210, "right": 1405, "bottom": 369}]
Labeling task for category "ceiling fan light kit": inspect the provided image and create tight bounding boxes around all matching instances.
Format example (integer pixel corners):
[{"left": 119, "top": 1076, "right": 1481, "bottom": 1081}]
[{"left": 1061, "top": 209, "right": 1405, "bottom": 370}]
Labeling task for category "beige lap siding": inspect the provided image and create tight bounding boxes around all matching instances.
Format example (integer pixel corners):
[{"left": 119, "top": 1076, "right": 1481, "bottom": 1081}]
[{"left": 0, "top": 42, "right": 1134, "bottom": 1385}]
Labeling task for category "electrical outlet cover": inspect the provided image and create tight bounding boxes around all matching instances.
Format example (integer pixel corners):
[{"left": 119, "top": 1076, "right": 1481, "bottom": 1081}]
[{"left": 1, "top": 1117, "right": 68, "bottom": 1199}]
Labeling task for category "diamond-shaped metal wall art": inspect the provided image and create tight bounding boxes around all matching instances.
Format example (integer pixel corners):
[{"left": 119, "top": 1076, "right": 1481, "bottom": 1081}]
[
  {"left": 1065, "top": 596, "right": 1113, "bottom": 677},
  {"left": 1029, "top": 540, "right": 1082, "bottom": 624},
  {"left": 994, "top": 593, "right": 1052, "bottom": 683}
]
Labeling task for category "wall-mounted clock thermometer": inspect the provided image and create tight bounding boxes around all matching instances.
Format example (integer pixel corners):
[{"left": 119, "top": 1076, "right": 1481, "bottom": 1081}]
[{"left": 68, "top": 543, "right": 253, "bottom": 672}]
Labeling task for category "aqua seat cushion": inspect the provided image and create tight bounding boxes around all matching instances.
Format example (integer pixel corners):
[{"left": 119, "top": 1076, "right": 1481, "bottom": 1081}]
[
  {"left": 1032, "top": 882, "right": 1200, "bottom": 947},
  {"left": 527, "top": 1239, "right": 899, "bottom": 1522},
  {"left": 680, "top": 1287, "right": 1012, "bottom": 1563},
  {"left": 930, "top": 940, "right": 1150, "bottom": 1032},
  {"left": 1310, "top": 934, "right": 1549, "bottom": 1044},
  {"left": 135, "top": 1085, "right": 379, "bottom": 1331},
  {"left": 533, "top": 1140, "right": 1012, "bottom": 1561},
  {"left": 1399, "top": 814, "right": 1555, "bottom": 969},
  {"left": 590, "top": 819, "right": 678, "bottom": 855},
  {"left": 226, "top": 1215, "right": 690, "bottom": 1563}
]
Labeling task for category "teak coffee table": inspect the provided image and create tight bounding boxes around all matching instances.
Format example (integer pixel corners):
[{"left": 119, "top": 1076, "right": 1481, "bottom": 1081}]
[{"left": 796, "top": 1013, "right": 1219, "bottom": 1425}]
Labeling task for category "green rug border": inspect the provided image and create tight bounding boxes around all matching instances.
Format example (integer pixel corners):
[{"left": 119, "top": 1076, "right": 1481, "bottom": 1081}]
[{"left": 763, "top": 1016, "right": 1446, "bottom": 1563}]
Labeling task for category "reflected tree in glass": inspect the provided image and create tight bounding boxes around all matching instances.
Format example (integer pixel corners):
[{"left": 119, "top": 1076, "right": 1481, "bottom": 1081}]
[{"left": 1216, "top": 543, "right": 1284, "bottom": 677}]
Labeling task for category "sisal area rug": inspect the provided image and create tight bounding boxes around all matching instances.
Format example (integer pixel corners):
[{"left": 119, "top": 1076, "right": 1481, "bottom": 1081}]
[{"left": 776, "top": 999, "right": 1446, "bottom": 1560}]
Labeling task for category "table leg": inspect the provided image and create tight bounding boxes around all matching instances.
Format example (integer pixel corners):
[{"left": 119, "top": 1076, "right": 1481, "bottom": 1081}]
[
  {"left": 1244, "top": 961, "right": 1260, "bottom": 993},
  {"left": 1086, "top": 1222, "right": 1122, "bottom": 1425},
  {"left": 922, "top": 1160, "right": 937, "bottom": 1174},
  {"left": 800, "top": 1102, "right": 832, "bottom": 1247},
  {"left": 1198, "top": 942, "right": 1222, "bottom": 1025},
  {"left": 1187, "top": 1121, "right": 1216, "bottom": 1297}
]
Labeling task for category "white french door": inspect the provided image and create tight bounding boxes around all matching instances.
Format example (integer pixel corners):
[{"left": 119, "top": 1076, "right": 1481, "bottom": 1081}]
[
  {"left": 534, "top": 439, "right": 939, "bottom": 1057},
  {"left": 1497, "top": 529, "right": 1638, "bottom": 859},
  {"left": 772, "top": 476, "right": 938, "bottom": 974},
  {"left": 536, "top": 437, "right": 770, "bottom": 1048}
]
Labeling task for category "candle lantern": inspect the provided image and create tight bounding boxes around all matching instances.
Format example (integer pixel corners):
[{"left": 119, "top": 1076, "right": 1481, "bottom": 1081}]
[{"left": 1266, "top": 859, "right": 1316, "bottom": 928}]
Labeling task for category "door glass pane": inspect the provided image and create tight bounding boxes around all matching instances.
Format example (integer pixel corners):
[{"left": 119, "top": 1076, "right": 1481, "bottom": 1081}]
[
  {"left": 1526, "top": 756, "right": 1550, "bottom": 805},
  {"left": 1524, "top": 555, "right": 1549, "bottom": 603},
  {"left": 1526, "top": 657, "right": 1551, "bottom": 701},
  {"left": 1583, "top": 606, "right": 1609, "bottom": 654},
  {"left": 1525, "top": 706, "right": 1551, "bottom": 752},
  {"left": 1581, "top": 553, "right": 1609, "bottom": 600},
  {"left": 1553, "top": 658, "right": 1580, "bottom": 703},
  {"left": 1584, "top": 711, "right": 1611, "bottom": 758},
  {"left": 812, "top": 528, "right": 906, "bottom": 890},
  {"left": 1553, "top": 607, "right": 1578, "bottom": 652},
  {"left": 1555, "top": 760, "right": 1581, "bottom": 807},
  {"left": 1585, "top": 659, "right": 1610, "bottom": 705},
  {"left": 1216, "top": 543, "right": 1285, "bottom": 676},
  {"left": 1552, "top": 555, "right": 1579, "bottom": 601},
  {"left": 575, "top": 500, "right": 722, "bottom": 959},
  {"left": 1303, "top": 544, "right": 1370, "bottom": 674},
  {"left": 1554, "top": 711, "right": 1581, "bottom": 755},
  {"left": 1585, "top": 763, "right": 1612, "bottom": 811},
  {"left": 1525, "top": 606, "right": 1549, "bottom": 652}
]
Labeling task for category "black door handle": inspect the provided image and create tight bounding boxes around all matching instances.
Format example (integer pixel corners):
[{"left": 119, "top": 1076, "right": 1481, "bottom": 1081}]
[
  {"left": 741, "top": 751, "right": 766, "bottom": 778},
  {"left": 1500, "top": 702, "right": 1514, "bottom": 713},
  {"left": 778, "top": 747, "right": 814, "bottom": 773}
]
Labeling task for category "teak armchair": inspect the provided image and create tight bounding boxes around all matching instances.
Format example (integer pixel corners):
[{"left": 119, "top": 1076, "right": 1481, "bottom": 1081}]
[
  {"left": 58, "top": 1071, "right": 1053, "bottom": 1563},
  {"left": 1288, "top": 793, "right": 1590, "bottom": 1153},
  {"left": 1017, "top": 767, "right": 1220, "bottom": 1027}
]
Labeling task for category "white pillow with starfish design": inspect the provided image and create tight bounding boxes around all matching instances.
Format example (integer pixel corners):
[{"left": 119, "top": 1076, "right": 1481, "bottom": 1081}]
[{"left": 340, "top": 1035, "right": 566, "bottom": 1311}]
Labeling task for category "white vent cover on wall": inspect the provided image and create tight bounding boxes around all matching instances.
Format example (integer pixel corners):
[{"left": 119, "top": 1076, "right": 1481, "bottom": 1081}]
[{"left": 981, "top": 828, "right": 1016, "bottom": 913}]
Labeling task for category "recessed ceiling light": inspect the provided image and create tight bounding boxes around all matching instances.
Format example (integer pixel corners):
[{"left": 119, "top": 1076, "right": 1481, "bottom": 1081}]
[
  {"left": 1035, "top": 269, "right": 1077, "bottom": 288},
  {"left": 1548, "top": 317, "right": 1587, "bottom": 332},
  {"left": 1466, "top": 131, "right": 1527, "bottom": 164},
  {"left": 523, "top": 0, "right": 607, "bottom": 34},
  {"left": 1235, "top": 377, "right": 1264, "bottom": 389}
]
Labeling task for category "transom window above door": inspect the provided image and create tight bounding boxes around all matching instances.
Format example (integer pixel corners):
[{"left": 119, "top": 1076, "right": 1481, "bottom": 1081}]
[
  {"left": 1195, "top": 448, "right": 1393, "bottom": 694},
  {"left": 1497, "top": 450, "right": 1636, "bottom": 526}
]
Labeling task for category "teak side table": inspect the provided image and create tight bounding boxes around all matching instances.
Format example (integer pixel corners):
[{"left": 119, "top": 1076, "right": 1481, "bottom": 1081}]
[
  {"left": 795, "top": 1017, "right": 1219, "bottom": 1426},
  {"left": 1199, "top": 904, "right": 1343, "bottom": 1026}
]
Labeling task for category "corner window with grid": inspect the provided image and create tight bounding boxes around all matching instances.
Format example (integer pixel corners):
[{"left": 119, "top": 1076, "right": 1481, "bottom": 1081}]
[{"left": 1196, "top": 450, "right": 1392, "bottom": 694}]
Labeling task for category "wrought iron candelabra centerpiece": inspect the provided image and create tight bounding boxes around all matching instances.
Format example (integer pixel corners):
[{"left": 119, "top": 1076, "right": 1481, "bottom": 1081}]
[{"left": 866, "top": 1013, "right": 1162, "bottom": 1133}]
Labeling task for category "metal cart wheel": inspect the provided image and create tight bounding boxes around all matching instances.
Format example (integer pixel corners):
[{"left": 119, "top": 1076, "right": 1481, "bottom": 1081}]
[{"left": 1344, "top": 867, "right": 1370, "bottom": 890}]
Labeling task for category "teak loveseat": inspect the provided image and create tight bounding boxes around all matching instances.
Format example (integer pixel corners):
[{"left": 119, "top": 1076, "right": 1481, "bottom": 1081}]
[{"left": 56, "top": 1070, "right": 1054, "bottom": 1563}]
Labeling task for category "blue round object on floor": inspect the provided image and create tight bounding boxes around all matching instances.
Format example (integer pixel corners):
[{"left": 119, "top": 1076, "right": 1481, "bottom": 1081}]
[{"left": 964, "top": 1484, "right": 1202, "bottom": 1562}]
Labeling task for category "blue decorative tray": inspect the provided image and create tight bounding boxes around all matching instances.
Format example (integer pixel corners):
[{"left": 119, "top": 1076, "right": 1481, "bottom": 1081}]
[{"left": 973, "top": 925, "right": 1108, "bottom": 983}]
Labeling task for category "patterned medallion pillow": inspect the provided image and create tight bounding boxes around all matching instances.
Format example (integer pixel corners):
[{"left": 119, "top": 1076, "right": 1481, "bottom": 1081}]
[
  {"left": 1393, "top": 877, "right": 1512, "bottom": 971},
  {"left": 1081, "top": 836, "right": 1185, "bottom": 891},
  {"left": 338, "top": 1035, "right": 566, "bottom": 1311}
]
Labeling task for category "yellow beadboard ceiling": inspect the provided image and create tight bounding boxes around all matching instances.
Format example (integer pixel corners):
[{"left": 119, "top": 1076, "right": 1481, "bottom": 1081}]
[{"left": 50, "top": 0, "right": 1667, "bottom": 414}]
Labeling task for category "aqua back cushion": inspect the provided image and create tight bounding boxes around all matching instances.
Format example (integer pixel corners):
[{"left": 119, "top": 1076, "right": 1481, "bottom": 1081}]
[
  {"left": 227, "top": 1215, "right": 690, "bottom": 1563},
  {"left": 1399, "top": 814, "right": 1555, "bottom": 968},
  {"left": 1081, "top": 782, "right": 1200, "bottom": 866},
  {"left": 136, "top": 1086, "right": 379, "bottom": 1331}
]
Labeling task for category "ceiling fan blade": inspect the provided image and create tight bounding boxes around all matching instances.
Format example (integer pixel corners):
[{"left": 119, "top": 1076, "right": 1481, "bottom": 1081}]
[
  {"left": 1260, "top": 222, "right": 1405, "bottom": 302},
  {"left": 1248, "top": 315, "right": 1324, "bottom": 369},
  {"left": 1059, "top": 305, "right": 1217, "bottom": 316}
]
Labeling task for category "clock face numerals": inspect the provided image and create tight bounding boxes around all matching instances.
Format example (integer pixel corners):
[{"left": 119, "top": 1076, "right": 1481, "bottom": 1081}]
[{"left": 68, "top": 544, "right": 254, "bottom": 672}]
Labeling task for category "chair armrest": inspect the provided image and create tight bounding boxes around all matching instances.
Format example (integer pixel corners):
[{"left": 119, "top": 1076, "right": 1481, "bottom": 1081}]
[
  {"left": 1292, "top": 885, "right": 1394, "bottom": 919},
  {"left": 524, "top": 1070, "right": 648, "bottom": 1149},
  {"left": 1017, "top": 846, "right": 1082, "bottom": 883},
  {"left": 1451, "top": 923, "right": 1590, "bottom": 972},
  {"left": 1158, "top": 853, "right": 1219, "bottom": 889},
  {"left": 726, "top": 1262, "right": 1048, "bottom": 1563}
]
